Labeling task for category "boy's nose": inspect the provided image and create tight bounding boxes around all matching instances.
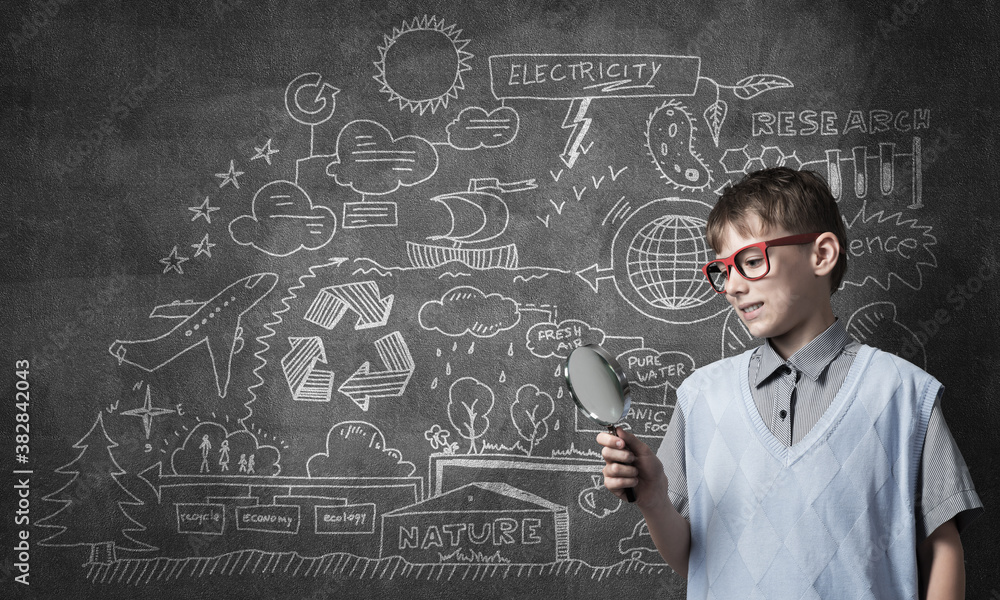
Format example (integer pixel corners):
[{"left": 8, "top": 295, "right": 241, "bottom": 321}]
[{"left": 725, "top": 268, "right": 751, "bottom": 296}]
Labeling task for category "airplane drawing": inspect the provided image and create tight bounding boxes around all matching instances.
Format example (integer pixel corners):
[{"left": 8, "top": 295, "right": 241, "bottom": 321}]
[{"left": 109, "top": 273, "right": 279, "bottom": 398}]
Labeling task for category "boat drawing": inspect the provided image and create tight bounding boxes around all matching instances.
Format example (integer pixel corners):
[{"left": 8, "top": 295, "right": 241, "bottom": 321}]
[{"left": 408, "top": 177, "right": 535, "bottom": 270}]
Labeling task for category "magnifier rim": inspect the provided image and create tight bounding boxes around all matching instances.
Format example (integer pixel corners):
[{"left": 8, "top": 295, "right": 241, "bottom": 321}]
[{"left": 563, "top": 343, "right": 632, "bottom": 427}]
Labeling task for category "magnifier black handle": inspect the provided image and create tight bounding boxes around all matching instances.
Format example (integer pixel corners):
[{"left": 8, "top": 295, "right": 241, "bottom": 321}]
[{"left": 607, "top": 425, "right": 636, "bottom": 503}]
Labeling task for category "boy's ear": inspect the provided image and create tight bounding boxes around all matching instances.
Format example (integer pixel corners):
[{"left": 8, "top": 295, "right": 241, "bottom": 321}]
[{"left": 812, "top": 232, "right": 841, "bottom": 276}]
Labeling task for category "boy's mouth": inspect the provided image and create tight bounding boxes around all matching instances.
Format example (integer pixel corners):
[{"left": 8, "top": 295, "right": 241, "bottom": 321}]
[{"left": 740, "top": 302, "right": 763, "bottom": 318}]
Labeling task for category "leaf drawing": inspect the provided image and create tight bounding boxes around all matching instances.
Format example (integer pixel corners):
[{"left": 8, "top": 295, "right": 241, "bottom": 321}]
[
  {"left": 732, "top": 74, "right": 793, "bottom": 100},
  {"left": 703, "top": 99, "right": 728, "bottom": 147}
]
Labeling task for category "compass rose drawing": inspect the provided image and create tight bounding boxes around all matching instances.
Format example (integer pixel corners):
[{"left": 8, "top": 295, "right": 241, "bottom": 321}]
[{"left": 121, "top": 385, "right": 176, "bottom": 439}]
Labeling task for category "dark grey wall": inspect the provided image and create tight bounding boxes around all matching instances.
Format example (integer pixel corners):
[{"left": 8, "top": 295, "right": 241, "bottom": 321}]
[{"left": 1, "top": 0, "right": 996, "bottom": 597}]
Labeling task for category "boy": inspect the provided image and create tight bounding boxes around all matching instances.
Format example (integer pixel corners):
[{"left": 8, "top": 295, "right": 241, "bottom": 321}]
[{"left": 597, "top": 167, "right": 982, "bottom": 599}]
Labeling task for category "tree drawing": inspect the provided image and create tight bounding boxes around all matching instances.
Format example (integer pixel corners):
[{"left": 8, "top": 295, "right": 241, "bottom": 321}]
[
  {"left": 510, "top": 384, "right": 555, "bottom": 456},
  {"left": 37, "top": 413, "right": 155, "bottom": 564},
  {"left": 447, "top": 377, "right": 494, "bottom": 454}
]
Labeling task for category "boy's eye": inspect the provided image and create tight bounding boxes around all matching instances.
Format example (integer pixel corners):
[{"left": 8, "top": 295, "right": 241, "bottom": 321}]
[{"left": 737, "top": 252, "right": 766, "bottom": 274}]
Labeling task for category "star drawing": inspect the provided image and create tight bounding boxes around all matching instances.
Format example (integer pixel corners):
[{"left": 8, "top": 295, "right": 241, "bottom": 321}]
[
  {"left": 121, "top": 385, "right": 176, "bottom": 439},
  {"left": 189, "top": 196, "right": 221, "bottom": 223},
  {"left": 159, "top": 246, "right": 189, "bottom": 274},
  {"left": 251, "top": 139, "right": 279, "bottom": 165},
  {"left": 191, "top": 233, "right": 216, "bottom": 258},
  {"left": 215, "top": 159, "right": 244, "bottom": 189}
]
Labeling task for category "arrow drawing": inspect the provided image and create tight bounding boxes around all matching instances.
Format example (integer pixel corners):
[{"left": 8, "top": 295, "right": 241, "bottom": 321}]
[
  {"left": 304, "top": 281, "right": 394, "bottom": 330},
  {"left": 575, "top": 263, "right": 615, "bottom": 293},
  {"left": 284, "top": 72, "right": 339, "bottom": 127},
  {"left": 281, "top": 337, "right": 335, "bottom": 402},
  {"left": 339, "top": 331, "right": 414, "bottom": 411}
]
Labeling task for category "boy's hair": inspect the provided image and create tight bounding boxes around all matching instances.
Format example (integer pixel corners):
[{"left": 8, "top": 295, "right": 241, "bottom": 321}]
[{"left": 705, "top": 167, "right": 849, "bottom": 293}]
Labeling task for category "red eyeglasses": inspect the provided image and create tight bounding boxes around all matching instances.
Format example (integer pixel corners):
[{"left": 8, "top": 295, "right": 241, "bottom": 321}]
[{"left": 701, "top": 233, "right": 823, "bottom": 293}]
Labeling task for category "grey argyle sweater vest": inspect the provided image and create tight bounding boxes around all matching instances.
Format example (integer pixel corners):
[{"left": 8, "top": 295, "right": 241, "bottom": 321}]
[{"left": 676, "top": 345, "right": 939, "bottom": 599}]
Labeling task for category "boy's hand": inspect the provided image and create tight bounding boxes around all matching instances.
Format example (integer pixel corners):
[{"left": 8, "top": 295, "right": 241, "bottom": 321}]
[{"left": 596, "top": 427, "right": 670, "bottom": 511}]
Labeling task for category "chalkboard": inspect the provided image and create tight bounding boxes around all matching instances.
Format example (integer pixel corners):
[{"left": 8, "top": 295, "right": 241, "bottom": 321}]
[{"left": 1, "top": 0, "right": 997, "bottom": 598}]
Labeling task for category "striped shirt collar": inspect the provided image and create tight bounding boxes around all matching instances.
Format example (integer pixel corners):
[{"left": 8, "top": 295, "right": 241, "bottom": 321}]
[{"left": 753, "top": 319, "right": 852, "bottom": 386}]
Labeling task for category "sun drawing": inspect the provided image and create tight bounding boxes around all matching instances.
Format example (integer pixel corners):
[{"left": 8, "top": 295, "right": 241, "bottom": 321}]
[{"left": 374, "top": 15, "right": 473, "bottom": 115}]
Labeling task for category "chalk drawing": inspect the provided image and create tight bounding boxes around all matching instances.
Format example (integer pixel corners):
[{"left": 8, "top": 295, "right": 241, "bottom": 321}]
[
  {"left": 37, "top": 413, "right": 156, "bottom": 564},
  {"left": 618, "top": 521, "right": 662, "bottom": 562},
  {"left": 380, "top": 482, "right": 569, "bottom": 564},
  {"left": 281, "top": 336, "right": 335, "bottom": 403},
  {"left": 307, "top": 421, "right": 416, "bottom": 479},
  {"left": 304, "top": 281, "right": 394, "bottom": 330},
  {"left": 420, "top": 286, "right": 521, "bottom": 338},
  {"left": 120, "top": 384, "right": 176, "bottom": 439},
  {"left": 215, "top": 159, "right": 244, "bottom": 189},
  {"left": 721, "top": 137, "right": 924, "bottom": 209},
  {"left": 284, "top": 72, "right": 339, "bottom": 127},
  {"left": 616, "top": 348, "right": 694, "bottom": 391},
  {"left": 327, "top": 119, "right": 439, "bottom": 195},
  {"left": 525, "top": 319, "right": 605, "bottom": 359},
  {"left": 159, "top": 245, "right": 189, "bottom": 275},
  {"left": 721, "top": 308, "right": 761, "bottom": 359},
  {"left": 447, "top": 105, "right": 520, "bottom": 150},
  {"left": 646, "top": 99, "right": 713, "bottom": 192},
  {"left": 577, "top": 198, "right": 729, "bottom": 325},
  {"left": 109, "top": 273, "right": 279, "bottom": 398},
  {"left": 374, "top": 15, "right": 473, "bottom": 115},
  {"left": 408, "top": 177, "right": 535, "bottom": 270},
  {"left": 424, "top": 424, "right": 459, "bottom": 454},
  {"left": 190, "top": 233, "right": 216, "bottom": 258},
  {"left": 250, "top": 138, "right": 280, "bottom": 165},
  {"left": 246, "top": 259, "right": 346, "bottom": 424},
  {"left": 229, "top": 180, "right": 337, "bottom": 257},
  {"left": 338, "top": 331, "right": 415, "bottom": 411},
  {"left": 510, "top": 384, "right": 555, "bottom": 456},
  {"left": 846, "top": 301, "right": 927, "bottom": 370},
  {"left": 578, "top": 475, "right": 622, "bottom": 519},
  {"left": 447, "top": 377, "right": 495, "bottom": 454},
  {"left": 171, "top": 420, "right": 282, "bottom": 477},
  {"left": 489, "top": 53, "right": 702, "bottom": 169},
  {"left": 188, "top": 196, "right": 221, "bottom": 223},
  {"left": 841, "top": 206, "right": 937, "bottom": 291},
  {"left": 284, "top": 72, "right": 339, "bottom": 157}
]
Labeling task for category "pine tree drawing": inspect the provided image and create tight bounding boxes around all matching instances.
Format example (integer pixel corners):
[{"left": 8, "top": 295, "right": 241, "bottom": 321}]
[{"left": 36, "top": 413, "right": 155, "bottom": 564}]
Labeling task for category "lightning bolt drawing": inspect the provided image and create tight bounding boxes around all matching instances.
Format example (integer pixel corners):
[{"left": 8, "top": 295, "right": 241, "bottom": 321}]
[{"left": 560, "top": 98, "right": 594, "bottom": 169}]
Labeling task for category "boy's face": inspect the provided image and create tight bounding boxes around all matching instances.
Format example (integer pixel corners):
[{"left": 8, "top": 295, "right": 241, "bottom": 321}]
[{"left": 714, "top": 215, "right": 834, "bottom": 357}]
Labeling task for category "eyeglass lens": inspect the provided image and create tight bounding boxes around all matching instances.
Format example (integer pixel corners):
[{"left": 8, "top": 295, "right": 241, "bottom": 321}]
[{"left": 706, "top": 246, "right": 769, "bottom": 292}]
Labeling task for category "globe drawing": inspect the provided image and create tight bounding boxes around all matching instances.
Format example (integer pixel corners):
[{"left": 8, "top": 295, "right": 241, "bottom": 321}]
[{"left": 626, "top": 214, "right": 716, "bottom": 310}]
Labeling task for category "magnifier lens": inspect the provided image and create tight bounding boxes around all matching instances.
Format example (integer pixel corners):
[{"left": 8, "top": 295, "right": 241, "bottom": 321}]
[
  {"left": 566, "top": 348, "right": 627, "bottom": 425},
  {"left": 563, "top": 344, "right": 636, "bottom": 503}
]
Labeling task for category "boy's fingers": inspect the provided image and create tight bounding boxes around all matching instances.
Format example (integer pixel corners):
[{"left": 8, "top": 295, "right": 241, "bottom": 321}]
[
  {"left": 603, "top": 462, "right": 637, "bottom": 479},
  {"left": 596, "top": 431, "right": 626, "bottom": 449},
  {"left": 616, "top": 426, "right": 642, "bottom": 445},
  {"left": 603, "top": 475, "right": 638, "bottom": 491},
  {"left": 601, "top": 445, "right": 633, "bottom": 464}
]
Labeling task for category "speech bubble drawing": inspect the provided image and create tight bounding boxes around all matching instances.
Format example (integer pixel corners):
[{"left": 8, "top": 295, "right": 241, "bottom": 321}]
[
  {"left": 842, "top": 207, "right": 937, "bottom": 291},
  {"left": 326, "top": 120, "right": 438, "bottom": 195},
  {"left": 525, "top": 319, "right": 605, "bottom": 359},
  {"left": 617, "top": 348, "right": 695, "bottom": 390},
  {"left": 446, "top": 106, "right": 520, "bottom": 150},
  {"left": 229, "top": 180, "right": 336, "bottom": 257}
]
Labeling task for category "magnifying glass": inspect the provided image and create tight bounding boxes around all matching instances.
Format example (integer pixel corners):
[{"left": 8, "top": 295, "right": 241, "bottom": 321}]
[{"left": 563, "top": 344, "right": 636, "bottom": 503}]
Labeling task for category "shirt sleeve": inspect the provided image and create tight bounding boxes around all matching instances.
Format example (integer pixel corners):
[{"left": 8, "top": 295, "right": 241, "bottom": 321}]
[
  {"left": 655, "top": 405, "right": 690, "bottom": 520},
  {"left": 917, "top": 392, "right": 984, "bottom": 541}
]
